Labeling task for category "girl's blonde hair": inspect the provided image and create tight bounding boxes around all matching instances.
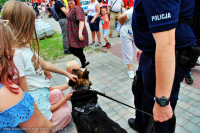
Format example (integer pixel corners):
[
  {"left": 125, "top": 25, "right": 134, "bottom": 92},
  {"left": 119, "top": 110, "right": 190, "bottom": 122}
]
[{"left": 2, "top": 1, "right": 39, "bottom": 54}]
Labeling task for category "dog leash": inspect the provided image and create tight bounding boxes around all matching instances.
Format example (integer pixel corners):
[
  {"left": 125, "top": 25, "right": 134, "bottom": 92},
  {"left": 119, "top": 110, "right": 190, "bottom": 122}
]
[
  {"left": 93, "top": 89, "right": 176, "bottom": 133},
  {"left": 92, "top": 90, "right": 153, "bottom": 117}
]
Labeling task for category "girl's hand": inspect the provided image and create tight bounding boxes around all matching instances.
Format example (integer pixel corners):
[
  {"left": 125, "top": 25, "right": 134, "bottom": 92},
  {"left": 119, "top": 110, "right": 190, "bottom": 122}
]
[
  {"left": 64, "top": 92, "right": 73, "bottom": 101},
  {"left": 45, "top": 71, "right": 52, "bottom": 80},
  {"left": 91, "top": 18, "right": 95, "bottom": 23},
  {"left": 68, "top": 73, "right": 78, "bottom": 82},
  {"left": 79, "top": 33, "right": 84, "bottom": 41}
]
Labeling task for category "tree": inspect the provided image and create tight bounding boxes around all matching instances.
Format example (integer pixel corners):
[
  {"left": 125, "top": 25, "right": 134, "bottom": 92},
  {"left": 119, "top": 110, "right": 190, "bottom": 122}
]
[
  {"left": 0, "top": 0, "right": 7, "bottom": 9},
  {"left": 0, "top": 0, "right": 26, "bottom": 9}
]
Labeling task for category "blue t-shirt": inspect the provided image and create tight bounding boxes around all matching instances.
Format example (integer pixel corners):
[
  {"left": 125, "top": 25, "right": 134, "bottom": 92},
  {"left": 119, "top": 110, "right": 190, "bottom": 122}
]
[{"left": 132, "top": 0, "right": 196, "bottom": 52}]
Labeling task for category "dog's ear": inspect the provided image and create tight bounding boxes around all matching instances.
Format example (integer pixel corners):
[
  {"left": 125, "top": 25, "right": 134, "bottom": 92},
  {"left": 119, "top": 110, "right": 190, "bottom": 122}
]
[
  {"left": 69, "top": 80, "right": 75, "bottom": 86},
  {"left": 82, "top": 71, "right": 89, "bottom": 79}
]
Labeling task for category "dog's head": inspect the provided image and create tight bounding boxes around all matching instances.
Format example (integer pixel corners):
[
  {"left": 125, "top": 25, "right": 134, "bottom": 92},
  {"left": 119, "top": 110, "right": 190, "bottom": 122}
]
[{"left": 69, "top": 69, "right": 92, "bottom": 90}]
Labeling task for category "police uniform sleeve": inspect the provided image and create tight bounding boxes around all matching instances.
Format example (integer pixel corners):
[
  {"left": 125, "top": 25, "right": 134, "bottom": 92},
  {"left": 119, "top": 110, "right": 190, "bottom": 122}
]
[{"left": 142, "top": 0, "right": 180, "bottom": 33}]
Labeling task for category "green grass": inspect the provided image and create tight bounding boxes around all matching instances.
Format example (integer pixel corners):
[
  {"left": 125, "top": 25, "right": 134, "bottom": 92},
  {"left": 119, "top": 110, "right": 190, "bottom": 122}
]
[
  {"left": 36, "top": 32, "right": 94, "bottom": 61},
  {"left": 37, "top": 32, "right": 64, "bottom": 61}
]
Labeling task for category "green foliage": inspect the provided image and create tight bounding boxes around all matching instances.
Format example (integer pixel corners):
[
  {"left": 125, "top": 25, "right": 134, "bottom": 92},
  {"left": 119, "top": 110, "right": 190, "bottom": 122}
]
[
  {"left": 36, "top": 32, "right": 65, "bottom": 61},
  {"left": 0, "top": 0, "right": 26, "bottom": 9},
  {"left": 0, "top": 0, "right": 7, "bottom": 9},
  {"left": 93, "top": 48, "right": 100, "bottom": 52}
]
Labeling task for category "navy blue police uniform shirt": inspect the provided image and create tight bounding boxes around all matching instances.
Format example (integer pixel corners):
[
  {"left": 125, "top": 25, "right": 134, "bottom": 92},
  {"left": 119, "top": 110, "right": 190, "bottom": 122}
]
[{"left": 132, "top": 0, "right": 196, "bottom": 52}]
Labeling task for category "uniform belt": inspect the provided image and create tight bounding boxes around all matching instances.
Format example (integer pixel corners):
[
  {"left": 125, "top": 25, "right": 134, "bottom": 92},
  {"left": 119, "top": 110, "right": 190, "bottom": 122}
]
[
  {"left": 143, "top": 51, "right": 155, "bottom": 57},
  {"left": 110, "top": 10, "right": 120, "bottom": 13}
]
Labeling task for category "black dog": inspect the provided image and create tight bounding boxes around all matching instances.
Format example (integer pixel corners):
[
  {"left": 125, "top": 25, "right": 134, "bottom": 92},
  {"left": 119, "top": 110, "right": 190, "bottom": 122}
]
[{"left": 69, "top": 70, "right": 127, "bottom": 133}]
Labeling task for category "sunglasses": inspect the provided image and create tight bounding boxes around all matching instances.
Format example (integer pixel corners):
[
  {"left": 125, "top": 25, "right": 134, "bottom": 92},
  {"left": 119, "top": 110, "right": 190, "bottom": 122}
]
[{"left": 0, "top": 20, "right": 9, "bottom": 27}]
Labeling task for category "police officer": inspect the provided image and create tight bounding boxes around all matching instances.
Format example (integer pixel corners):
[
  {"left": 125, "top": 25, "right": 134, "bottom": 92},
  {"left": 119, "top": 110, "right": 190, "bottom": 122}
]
[{"left": 128, "top": 0, "right": 196, "bottom": 133}]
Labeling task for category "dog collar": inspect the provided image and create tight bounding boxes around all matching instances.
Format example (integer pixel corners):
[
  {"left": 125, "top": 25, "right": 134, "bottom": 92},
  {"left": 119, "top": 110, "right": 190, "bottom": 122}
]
[{"left": 75, "top": 86, "right": 90, "bottom": 90}]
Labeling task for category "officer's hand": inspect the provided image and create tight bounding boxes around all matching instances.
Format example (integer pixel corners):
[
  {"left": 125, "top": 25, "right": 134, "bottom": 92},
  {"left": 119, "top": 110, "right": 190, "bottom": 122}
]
[
  {"left": 153, "top": 102, "right": 173, "bottom": 122},
  {"left": 136, "top": 50, "right": 143, "bottom": 61}
]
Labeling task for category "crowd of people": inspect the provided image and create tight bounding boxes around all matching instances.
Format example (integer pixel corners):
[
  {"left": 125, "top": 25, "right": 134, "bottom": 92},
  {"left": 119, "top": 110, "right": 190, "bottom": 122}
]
[{"left": 0, "top": 0, "right": 198, "bottom": 133}]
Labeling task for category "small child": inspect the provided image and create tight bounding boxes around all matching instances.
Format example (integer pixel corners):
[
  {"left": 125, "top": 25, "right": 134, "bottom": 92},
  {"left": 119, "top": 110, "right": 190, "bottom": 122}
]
[
  {"left": 101, "top": 7, "right": 111, "bottom": 49},
  {"left": 66, "top": 60, "right": 81, "bottom": 92},
  {"left": 39, "top": 8, "right": 43, "bottom": 18}
]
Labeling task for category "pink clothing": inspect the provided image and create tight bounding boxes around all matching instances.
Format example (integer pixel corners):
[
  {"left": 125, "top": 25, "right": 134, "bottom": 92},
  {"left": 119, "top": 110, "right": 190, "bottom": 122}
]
[
  {"left": 49, "top": 89, "right": 71, "bottom": 132},
  {"left": 102, "top": 15, "right": 109, "bottom": 29}
]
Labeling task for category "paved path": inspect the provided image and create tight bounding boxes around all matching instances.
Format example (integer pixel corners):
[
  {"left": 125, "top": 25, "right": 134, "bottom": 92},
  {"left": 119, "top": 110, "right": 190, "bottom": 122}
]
[{"left": 40, "top": 17, "right": 200, "bottom": 133}]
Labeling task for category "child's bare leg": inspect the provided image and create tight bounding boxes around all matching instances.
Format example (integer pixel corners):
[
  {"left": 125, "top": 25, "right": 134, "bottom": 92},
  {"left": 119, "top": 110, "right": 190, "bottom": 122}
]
[{"left": 103, "top": 36, "right": 109, "bottom": 43}]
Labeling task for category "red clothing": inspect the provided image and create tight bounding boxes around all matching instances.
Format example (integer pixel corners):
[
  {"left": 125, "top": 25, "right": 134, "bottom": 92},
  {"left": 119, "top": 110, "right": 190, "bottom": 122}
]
[
  {"left": 129, "top": 0, "right": 134, "bottom": 7},
  {"left": 102, "top": 15, "right": 109, "bottom": 30},
  {"left": 123, "top": 0, "right": 128, "bottom": 9},
  {"left": 66, "top": 6, "right": 89, "bottom": 48}
]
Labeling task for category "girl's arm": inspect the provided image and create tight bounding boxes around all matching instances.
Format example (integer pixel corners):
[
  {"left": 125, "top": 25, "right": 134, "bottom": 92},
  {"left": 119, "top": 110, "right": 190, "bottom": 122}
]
[
  {"left": 39, "top": 58, "right": 78, "bottom": 82},
  {"left": 49, "top": 84, "right": 69, "bottom": 91}
]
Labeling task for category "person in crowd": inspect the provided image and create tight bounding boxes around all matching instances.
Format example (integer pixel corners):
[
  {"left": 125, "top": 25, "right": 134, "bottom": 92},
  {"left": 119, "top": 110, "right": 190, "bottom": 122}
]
[
  {"left": 47, "top": 3, "right": 52, "bottom": 18},
  {"left": 32, "top": 0, "right": 39, "bottom": 18},
  {"left": 66, "top": 0, "right": 90, "bottom": 71},
  {"left": 123, "top": 0, "right": 128, "bottom": 10},
  {"left": 2, "top": 1, "right": 77, "bottom": 129},
  {"left": 41, "top": 1, "right": 46, "bottom": 16},
  {"left": 119, "top": 7, "right": 138, "bottom": 79},
  {"left": 39, "top": 8, "right": 43, "bottom": 18},
  {"left": 54, "top": 0, "right": 71, "bottom": 54},
  {"left": 100, "top": 7, "right": 111, "bottom": 49},
  {"left": 43, "top": 70, "right": 72, "bottom": 133},
  {"left": 128, "top": 0, "right": 196, "bottom": 133},
  {"left": 128, "top": 0, "right": 134, "bottom": 8},
  {"left": 87, "top": 0, "right": 101, "bottom": 47},
  {"left": 0, "top": 20, "right": 49, "bottom": 133},
  {"left": 107, "top": 0, "right": 123, "bottom": 38}
]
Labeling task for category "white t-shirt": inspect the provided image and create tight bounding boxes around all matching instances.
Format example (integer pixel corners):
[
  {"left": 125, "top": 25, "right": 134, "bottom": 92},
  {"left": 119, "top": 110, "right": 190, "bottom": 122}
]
[
  {"left": 88, "top": 1, "right": 98, "bottom": 16},
  {"left": 13, "top": 45, "right": 50, "bottom": 91},
  {"left": 121, "top": 7, "right": 134, "bottom": 41},
  {"left": 108, "top": 0, "right": 123, "bottom": 12}
]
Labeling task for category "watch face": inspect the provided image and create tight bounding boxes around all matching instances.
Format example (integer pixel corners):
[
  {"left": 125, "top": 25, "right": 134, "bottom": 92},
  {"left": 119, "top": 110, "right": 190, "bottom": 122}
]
[{"left": 160, "top": 100, "right": 167, "bottom": 106}]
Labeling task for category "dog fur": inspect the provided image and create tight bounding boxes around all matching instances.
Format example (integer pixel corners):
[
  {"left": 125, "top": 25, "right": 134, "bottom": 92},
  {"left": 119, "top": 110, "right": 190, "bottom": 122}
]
[{"left": 69, "top": 69, "right": 127, "bottom": 133}]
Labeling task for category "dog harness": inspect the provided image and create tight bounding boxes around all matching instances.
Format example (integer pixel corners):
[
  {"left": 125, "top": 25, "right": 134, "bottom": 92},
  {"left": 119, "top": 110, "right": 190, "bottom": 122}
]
[{"left": 73, "top": 102, "right": 100, "bottom": 114}]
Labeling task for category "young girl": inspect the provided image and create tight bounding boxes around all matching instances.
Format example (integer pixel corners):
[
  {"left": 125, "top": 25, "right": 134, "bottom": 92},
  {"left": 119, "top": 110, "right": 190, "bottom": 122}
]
[
  {"left": 2, "top": 1, "right": 78, "bottom": 131},
  {"left": 0, "top": 21, "right": 48, "bottom": 133}
]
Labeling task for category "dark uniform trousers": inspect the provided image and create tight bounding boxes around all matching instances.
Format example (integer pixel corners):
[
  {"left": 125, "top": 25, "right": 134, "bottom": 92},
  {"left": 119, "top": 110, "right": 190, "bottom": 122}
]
[{"left": 132, "top": 53, "right": 191, "bottom": 133}]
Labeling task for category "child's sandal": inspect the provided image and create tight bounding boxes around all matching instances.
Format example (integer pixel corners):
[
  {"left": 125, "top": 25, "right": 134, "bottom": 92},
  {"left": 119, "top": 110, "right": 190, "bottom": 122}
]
[
  {"left": 95, "top": 42, "right": 101, "bottom": 47},
  {"left": 90, "top": 41, "right": 95, "bottom": 45}
]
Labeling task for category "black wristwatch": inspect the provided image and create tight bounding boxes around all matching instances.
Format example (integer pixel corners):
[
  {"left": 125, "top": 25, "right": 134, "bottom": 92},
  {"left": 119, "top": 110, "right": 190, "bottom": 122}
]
[{"left": 154, "top": 96, "right": 170, "bottom": 107}]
